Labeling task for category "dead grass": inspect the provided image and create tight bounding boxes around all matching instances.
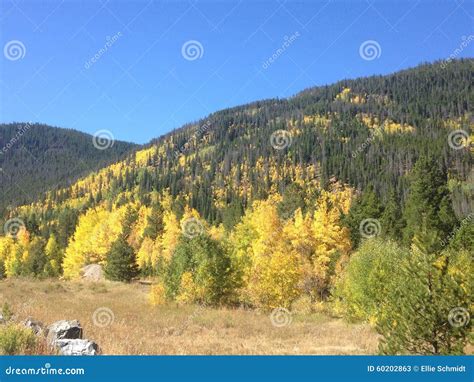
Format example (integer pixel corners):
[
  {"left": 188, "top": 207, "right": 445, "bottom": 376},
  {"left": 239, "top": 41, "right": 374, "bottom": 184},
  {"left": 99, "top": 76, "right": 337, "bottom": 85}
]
[{"left": 0, "top": 278, "right": 378, "bottom": 355}]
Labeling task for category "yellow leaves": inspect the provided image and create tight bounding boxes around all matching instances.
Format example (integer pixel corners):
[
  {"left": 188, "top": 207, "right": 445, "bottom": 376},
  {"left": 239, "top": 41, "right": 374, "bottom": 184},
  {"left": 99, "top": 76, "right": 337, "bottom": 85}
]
[
  {"left": 149, "top": 282, "right": 166, "bottom": 306},
  {"left": 208, "top": 224, "right": 226, "bottom": 242},
  {"left": 62, "top": 206, "right": 123, "bottom": 279},
  {"left": 177, "top": 271, "right": 201, "bottom": 304},
  {"left": 310, "top": 191, "right": 352, "bottom": 293},
  {"left": 335, "top": 87, "right": 352, "bottom": 101},
  {"left": 302, "top": 114, "right": 331, "bottom": 129},
  {"left": 283, "top": 208, "right": 314, "bottom": 259},
  {"left": 137, "top": 237, "right": 154, "bottom": 270},
  {"left": 335, "top": 88, "right": 366, "bottom": 104},
  {"left": 247, "top": 249, "right": 302, "bottom": 310},
  {"left": 249, "top": 198, "right": 283, "bottom": 257},
  {"left": 358, "top": 113, "right": 415, "bottom": 134},
  {"left": 160, "top": 210, "right": 180, "bottom": 261},
  {"left": 135, "top": 147, "right": 156, "bottom": 166},
  {"left": 383, "top": 120, "right": 415, "bottom": 134},
  {"left": 129, "top": 205, "right": 150, "bottom": 251},
  {"left": 235, "top": 197, "right": 302, "bottom": 310}
]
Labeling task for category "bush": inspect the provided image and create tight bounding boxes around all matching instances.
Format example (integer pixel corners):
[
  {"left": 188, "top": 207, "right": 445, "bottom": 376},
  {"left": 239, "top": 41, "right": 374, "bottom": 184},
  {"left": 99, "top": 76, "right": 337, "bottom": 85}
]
[
  {"left": 336, "top": 234, "right": 472, "bottom": 354},
  {"left": 377, "top": 237, "right": 472, "bottom": 355},
  {"left": 166, "top": 235, "right": 237, "bottom": 306},
  {"left": 334, "top": 238, "right": 408, "bottom": 322},
  {"left": 0, "top": 324, "right": 37, "bottom": 355},
  {"left": 149, "top": 283, "right": 166, "bottom": 306}
]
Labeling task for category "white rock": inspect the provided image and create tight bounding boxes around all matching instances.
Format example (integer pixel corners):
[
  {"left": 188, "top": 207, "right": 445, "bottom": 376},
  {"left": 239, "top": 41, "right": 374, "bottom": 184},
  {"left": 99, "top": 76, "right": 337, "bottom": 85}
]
[
  {"left": 54, "top": 339, "right": 99, "bottom": 355},
  {"left": 46, "top": 320, "right": 83, "bottom": 345}
]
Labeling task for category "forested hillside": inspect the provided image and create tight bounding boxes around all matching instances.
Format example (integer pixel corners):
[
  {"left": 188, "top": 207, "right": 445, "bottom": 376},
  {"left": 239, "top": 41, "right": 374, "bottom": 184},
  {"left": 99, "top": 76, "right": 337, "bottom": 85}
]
[
  {"left": 0, "top": 123, "right": 138, "bottom": 213},
  {"left": 0, "top": 60, "right": 472, "bottom": 354}
]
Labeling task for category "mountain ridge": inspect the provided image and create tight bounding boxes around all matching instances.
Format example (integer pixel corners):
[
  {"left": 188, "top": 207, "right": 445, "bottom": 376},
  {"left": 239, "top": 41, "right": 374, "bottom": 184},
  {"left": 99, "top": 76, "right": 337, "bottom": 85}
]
[
  {"left": 0, "top": 123, "right": 139, "bottom": 213},
  {"left": 2, "top": 59, "right": 472, "bottom": 228}
]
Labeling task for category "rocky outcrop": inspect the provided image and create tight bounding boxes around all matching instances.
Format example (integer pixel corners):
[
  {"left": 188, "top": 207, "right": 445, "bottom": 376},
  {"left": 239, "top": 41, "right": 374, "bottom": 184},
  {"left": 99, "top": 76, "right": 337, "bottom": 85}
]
[
  {"left": 54, "top": 339, "right": 99, "bottom": 355},
  {"left": 46, "top": 319, "right": 100, "bottom": 355},
  {"left": 81, "top": 264, "right": 104, "bottom": 282},
  {"left": 46, "top": 320, "right": 83, "bottom": 345},
  {"left": 23, "top": 318, "right": 45, "bottom": 336}
]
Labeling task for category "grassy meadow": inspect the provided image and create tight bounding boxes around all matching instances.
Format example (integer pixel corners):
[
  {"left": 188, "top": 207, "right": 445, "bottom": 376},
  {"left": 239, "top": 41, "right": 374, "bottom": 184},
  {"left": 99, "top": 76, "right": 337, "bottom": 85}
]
[{"left": 0, "top": 278, "right": 378, "bottom": 355}]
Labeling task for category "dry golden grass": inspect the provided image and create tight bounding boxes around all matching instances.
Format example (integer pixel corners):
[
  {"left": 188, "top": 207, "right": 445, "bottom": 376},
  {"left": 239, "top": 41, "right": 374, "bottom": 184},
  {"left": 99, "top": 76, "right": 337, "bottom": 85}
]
[{"left": 0, "top": 278, "right": 378, "bottom": 355}]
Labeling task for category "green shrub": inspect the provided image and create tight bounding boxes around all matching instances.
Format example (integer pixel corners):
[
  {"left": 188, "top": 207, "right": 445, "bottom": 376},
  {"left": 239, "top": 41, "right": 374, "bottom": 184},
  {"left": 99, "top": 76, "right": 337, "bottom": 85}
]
[
  {"left": 333, "top": 238, "right": 408, "bottom": 322},
  {"left": 166, "top": 235, "right": 237, "bottom": 305},
  {"left": 0, "top": 324, "right": 37, "bottom": 355},
  {"left": 377, "top": 229, "right": 472, "bottom": 355},
  {"left": 1, "top": 302, "right": 14, "bottom": 321}
]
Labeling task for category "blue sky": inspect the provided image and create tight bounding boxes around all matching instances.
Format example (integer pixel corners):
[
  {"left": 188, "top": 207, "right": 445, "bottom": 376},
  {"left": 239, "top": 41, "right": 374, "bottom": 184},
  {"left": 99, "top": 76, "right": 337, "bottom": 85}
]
[{"left": 1, "top": 0, "right": 473, "bottom": 144}]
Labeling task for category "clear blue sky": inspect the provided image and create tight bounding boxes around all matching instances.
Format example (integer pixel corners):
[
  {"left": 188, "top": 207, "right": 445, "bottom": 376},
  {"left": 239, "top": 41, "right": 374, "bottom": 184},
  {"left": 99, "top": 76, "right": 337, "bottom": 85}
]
[{"left": 1, "top": 0, "right": 473, "bottom": 144}]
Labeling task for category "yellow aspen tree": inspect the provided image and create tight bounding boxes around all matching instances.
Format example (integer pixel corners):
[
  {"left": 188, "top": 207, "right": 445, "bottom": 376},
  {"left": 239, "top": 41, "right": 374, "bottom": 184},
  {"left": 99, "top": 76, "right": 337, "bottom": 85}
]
[
  {"left": 311, "top": 191, "right": 351, "bottom": 298},
  {"left": 63, "top": 207, "right": 122, "bottom": 279},
  {"left": 136, "top": 237, "right": 154, "bottom": 271},
  {"left": 160, "top": 210, "right": 180, "bottom": 261},
  {"left": 242, "top": 196, "right": 303, "bottom": 310}
]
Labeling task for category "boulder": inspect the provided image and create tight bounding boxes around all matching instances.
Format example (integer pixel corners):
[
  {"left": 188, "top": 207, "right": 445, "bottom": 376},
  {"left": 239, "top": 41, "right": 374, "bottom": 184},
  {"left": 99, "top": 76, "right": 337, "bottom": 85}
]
[
  {"left": 46, "top": 320, "right": 83, "bottom": 345},
  {"left": 81, "top": 264, "right": 104, "bottom": 282},
  {"left": 54, "top": 339, "right": 99, "bottom": 355},
  {"left": 23, "top": 318, "right": 45, "bottom": 336}
]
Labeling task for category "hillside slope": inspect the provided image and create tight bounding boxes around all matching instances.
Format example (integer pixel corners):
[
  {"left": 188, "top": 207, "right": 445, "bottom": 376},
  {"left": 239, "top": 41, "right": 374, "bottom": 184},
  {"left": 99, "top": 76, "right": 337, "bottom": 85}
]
[
  {"left": 0, "top": 123, "right": 138, "bottom": 213},
  {"left": 1, "top": 59, "right": 472, "bottom": 258}
]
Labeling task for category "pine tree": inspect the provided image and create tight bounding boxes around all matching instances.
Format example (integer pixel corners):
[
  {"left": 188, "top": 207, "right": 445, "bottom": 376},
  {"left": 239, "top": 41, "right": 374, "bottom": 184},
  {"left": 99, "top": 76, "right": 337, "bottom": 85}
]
[
  {"left": 381, "top": 190, "right": 404, "bottom": 240},
  {"left": 402, "top": 156, "right": 458, "bottom": 249},
  {"left": 104, "top": 234, "right": 139, "bottom": 282},
  {"left": 377, "top": 220, "right": 471, "bottom": 354},
  {"left": 345, "top": 185, "right": 383, "bottom": 247},
  {"left": 143, "top": 202, "right": 163, "bottom": 240}
]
